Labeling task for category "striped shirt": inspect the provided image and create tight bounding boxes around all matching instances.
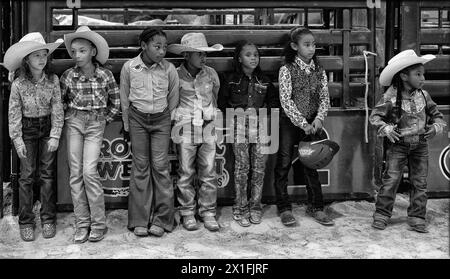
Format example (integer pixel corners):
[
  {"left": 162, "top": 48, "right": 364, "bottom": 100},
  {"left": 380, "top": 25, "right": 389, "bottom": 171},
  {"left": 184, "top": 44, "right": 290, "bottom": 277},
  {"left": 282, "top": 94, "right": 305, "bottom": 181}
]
[{"left": 60, "top": 64, "right": 120, "bottom": 122}]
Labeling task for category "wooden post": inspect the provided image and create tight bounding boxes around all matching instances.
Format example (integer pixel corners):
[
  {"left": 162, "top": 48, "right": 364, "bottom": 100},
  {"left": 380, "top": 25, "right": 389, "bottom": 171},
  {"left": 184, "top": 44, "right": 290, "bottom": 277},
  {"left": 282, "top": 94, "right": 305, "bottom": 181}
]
[
  {"left": 400, "top": 1, "right": 420, "bottom": 52},
  {"left": 342, "top": 8, "right": 351, "bottom": 108}
]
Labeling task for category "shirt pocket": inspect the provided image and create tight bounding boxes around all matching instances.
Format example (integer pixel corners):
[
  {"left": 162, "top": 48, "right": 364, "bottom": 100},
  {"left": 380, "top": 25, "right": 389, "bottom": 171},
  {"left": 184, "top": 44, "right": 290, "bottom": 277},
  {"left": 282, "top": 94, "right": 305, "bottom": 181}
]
[
  {"left": 255, "top": 83, "right": 268, "bottom": 95},
  {"left": 131, "top": 79, "right": 145, "bottom": 92},
  {"left": 153, "top": 77, "right": 169, "bottom": 98},
  {"left": 94, "top": 88, "right": 107, "bottom": 106}
]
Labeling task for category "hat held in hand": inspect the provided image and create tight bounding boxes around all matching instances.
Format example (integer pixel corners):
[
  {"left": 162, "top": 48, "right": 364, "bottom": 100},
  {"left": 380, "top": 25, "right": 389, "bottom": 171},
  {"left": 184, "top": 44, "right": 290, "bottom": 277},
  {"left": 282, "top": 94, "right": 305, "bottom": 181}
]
[{"left": 298, "top": 139, "right": 340, "bottom": 169}]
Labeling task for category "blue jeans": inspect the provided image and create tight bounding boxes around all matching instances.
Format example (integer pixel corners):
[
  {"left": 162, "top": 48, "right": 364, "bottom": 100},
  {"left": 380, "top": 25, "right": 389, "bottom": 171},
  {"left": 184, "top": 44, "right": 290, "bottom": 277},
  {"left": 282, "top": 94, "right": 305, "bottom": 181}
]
[
  {"left": 65, "top": 109, "right": 106, "bottom": 230},
  {"left": 375, "top": 140, "right": 429, "bottom": 220},
  {"left": 127, "top": 105, "right": 174, "bottom": 231},
  {"left": 18, "top": 115, "right": 56, "bottom": 228},
  {"left": 175, "top": 121, "right": 217, "bottom": 217}
]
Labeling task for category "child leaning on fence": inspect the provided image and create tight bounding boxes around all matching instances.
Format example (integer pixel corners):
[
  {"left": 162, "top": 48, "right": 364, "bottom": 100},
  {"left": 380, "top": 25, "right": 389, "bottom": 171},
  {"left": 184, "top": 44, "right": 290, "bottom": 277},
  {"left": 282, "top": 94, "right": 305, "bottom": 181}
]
[
  {"left": 168, "top": 32, "right": 222, "bottom": 232},
  {"left": 218, "top": 40, "right": 279, "bottom": 227},
  {"left": 369, "top": 49, "right": 447, "bottom": 233},
  {"left": 1, "top": 32, "right": 64, "bottom": 241},
  {"left": 120, "top": 28, "right": 179, "bottom": 238},
  {"left": 60, "top": 26, "right": 121, "bottom": 243}
]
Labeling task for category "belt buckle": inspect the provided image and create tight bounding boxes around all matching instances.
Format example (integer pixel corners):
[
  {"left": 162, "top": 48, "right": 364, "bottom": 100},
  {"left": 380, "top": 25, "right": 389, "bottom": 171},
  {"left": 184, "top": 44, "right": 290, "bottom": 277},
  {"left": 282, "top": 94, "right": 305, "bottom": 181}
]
[{"left": 403, "top": 135, "right": 419, "bottom": 143}]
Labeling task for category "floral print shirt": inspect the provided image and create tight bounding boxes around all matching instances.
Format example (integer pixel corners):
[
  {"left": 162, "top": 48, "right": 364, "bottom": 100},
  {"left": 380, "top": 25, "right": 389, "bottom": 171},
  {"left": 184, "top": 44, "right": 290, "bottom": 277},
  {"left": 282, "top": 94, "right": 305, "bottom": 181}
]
[
  {"left": 278, "top": 56, "right": 329, "bottom": 129},
  {"left": 8, "top": 74, "right": 64, "bottom": 149}
]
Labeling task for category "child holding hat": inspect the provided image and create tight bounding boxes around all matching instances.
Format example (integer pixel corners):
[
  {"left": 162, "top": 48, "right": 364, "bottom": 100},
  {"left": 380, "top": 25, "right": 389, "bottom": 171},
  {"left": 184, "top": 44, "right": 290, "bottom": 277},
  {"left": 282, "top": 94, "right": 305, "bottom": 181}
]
[
  {"left": 120, "top": 28, "right": 179, "bottom": 237},
  {"left": 168, "top": 32, "right": 222, "bottom": 232},
  {"left": 1, "top": 32, "right": 64, "bottom": 241},
  {"left": 60, "top": 26, "right": 120, "bottom": 243},
  {"left": 369, "top": 49, "right": 447, "bottom": 233}
]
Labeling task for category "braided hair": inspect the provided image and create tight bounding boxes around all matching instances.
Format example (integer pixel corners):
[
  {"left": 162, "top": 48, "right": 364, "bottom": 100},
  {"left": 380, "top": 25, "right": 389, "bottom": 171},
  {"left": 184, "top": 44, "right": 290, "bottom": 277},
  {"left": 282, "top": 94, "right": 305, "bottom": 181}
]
[
  {"left": 139, "top": 28, "right": 167, "bottom": 46},
  {"left": 389, "top": 63, "right": 423, "bottom": 123}
]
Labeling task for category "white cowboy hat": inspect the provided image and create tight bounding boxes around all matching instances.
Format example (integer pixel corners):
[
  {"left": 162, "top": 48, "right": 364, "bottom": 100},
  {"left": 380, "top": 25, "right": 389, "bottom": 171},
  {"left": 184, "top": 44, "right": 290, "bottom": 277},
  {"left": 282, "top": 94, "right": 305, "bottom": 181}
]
[
  {"left": 379, "top": 49, "right": 435, "bottom": 86},
  {"left": 64, "top": 25, "right": 109, "bottom": 64},
  {"left": 0, "top": 32, "right": 63, "bottom": 72},
  {"left": 167, "top": 32, "right": 223, "bottom": 55}
]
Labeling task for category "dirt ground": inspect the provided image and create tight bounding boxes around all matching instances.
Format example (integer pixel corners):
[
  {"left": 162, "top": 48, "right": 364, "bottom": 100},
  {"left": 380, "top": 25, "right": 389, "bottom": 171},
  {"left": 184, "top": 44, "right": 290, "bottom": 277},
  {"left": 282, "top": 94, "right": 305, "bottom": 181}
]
[{"left": 0, "top": 183, "right": 448, "bottom": 259}]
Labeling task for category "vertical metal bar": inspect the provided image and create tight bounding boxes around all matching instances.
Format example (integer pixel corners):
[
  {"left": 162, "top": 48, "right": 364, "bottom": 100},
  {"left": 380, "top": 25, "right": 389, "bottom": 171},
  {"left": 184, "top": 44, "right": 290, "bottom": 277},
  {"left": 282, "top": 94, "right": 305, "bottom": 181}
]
[
  {"left": 324, "top": 9, "right": 330, "bottom": 29},
  {"left": 385, "top": 0, "right": 396, "bottom": 63},
  {"left": 342, "top": 8, "right": 350, "bottom": 109},
  {"left": 0, "top": 0, "right": 3, "bottom": 219},
  {"left": 233, "top": 14, "right": 237, "bottom": 25},
  {"left": 399, "top": 1, "right": 420, "bottom": 53},
  {"left": 72, "top": 7, "right": 78, "bottom": 28},
  {"left": 304, "top": 8, "right": 309, "bottom": 27},
  {"left": 124, "top": 8, "right": 129, "bottom": 25},
  {"left": 368, "top": 7, "right": 377, "bottom": 108}
]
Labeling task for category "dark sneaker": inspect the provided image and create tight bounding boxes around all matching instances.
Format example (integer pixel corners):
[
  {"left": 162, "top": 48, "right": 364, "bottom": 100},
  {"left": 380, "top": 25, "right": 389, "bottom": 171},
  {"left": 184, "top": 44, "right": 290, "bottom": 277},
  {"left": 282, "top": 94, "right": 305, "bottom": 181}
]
[
  {"left": 408, "top": 223, "right": 429, "bottom": 233},
  {"left": 73, "top": 227, "right": 89, "bottom": 244},
  {"left": 88, "top": 227, "right": 108, "bottom": 242},
  {"left": 233, "top": 213, "right": 251, "bottom": 227},
  {"left": 182, "top": 215, "right": 199, "bottom": 231},
  {"left": 203, "top": 216, "right": 220, "bottom": 232},
  {"left": 372, "top": 219, "right": 387, "bottom": 230},
  {"left": 133, "top": 226, "right": 148, "bottom": 237},
  {"left": 249, "top": 210, "right": 262, "bottom": 224},
  {"left": 148, "top": 225, "right": 164, "bottom": 237},
  {"left": 20, "top": 226, "right": 35, "bottom": 242},
  {"left": 307, "top": 209, "right": 335, "bottom": 226},
  {"left": 407, "top": 217, "right": 429, "bottom": 233},
  {"left": 280, "top": 210, "right": 296, "bottom": 226},
  {"left": 42, "top": 223, "right": 56, "bottom": 239}
]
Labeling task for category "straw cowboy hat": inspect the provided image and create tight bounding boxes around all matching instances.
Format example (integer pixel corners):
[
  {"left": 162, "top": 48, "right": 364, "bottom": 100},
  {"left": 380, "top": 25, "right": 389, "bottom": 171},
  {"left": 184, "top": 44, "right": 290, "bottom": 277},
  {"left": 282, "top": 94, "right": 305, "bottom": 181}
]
[
  {"left": 0, "top": 32, "right": 63, "bottom": 72},
  {"left": 167, "top": 32, "right": 223, "bottom": 54},
  {"left": 379, "top": 49, "right": 435, "bottom": 86},
  {"left": 64, "top": 25, "right": 109, "bottom": 64}
]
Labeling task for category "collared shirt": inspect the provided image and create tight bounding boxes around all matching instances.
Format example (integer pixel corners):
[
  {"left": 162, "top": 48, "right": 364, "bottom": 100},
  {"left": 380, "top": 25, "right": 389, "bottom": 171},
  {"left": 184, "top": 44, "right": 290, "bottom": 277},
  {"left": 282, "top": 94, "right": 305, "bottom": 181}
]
[
  {"left": 278, "top": 56, "right": 329, "bottom": 128},
  {"left": 8, "top": 74, "right": 64, "bottom": 149},
  {"left": 370, "top": 85, "right": 446, "bottom": 137},
  {"left": 60, "top": 64, "right": 120, "bottom": 122},
  {"left": 120, "top": 54, "right": 179, "bottom": 129},
  {"left": 218, "top": 71, "right": 280, "bottom": 111},
  {"left": 173, "top": 63, "right": 220, "bottom": 122}
]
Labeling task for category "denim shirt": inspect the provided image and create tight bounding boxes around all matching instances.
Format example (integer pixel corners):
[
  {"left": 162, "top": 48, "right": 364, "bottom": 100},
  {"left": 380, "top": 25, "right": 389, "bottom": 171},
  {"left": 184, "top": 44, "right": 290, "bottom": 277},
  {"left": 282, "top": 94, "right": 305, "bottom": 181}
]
[
  {"left": 218, "top": 71, "right": 280, "bottom": 112},
  {"left": 173, "top": 64, "right": 220, "bottom": 123},
  {"left": 8, "top": 74, "right": 64, "bottom": 149},
  {"left": 120, "top": 54, "right": 180, "bottom": 130},
  {"left": 370, "top": 85, "right": 446, "bottom": 138}
]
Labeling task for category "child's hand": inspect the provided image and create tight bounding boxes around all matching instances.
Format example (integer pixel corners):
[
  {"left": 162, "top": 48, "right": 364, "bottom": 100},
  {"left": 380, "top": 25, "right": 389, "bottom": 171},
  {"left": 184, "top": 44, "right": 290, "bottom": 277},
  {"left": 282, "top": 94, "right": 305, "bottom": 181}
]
[
  {"left": 385, "top": 126, "right": 401, "bottom": 143},
  {"left": 47, "top": 138, "right": 59, "bottom": 152},
  {"left": 303, "top": 124, "right": 315, "bottom": 135},
  {"left": 16, "top": 145, "right": 27, "bottom": 159},
  {"left": 424, "top": 125, "right": 437, "bottom": 140},
  {"left": 312, "top": 118, "right": 323, "bottom": 134}
]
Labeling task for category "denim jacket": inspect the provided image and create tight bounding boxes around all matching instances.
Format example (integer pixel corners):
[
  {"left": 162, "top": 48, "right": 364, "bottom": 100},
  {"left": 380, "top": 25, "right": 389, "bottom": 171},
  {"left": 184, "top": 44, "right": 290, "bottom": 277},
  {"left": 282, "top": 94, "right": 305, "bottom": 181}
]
[
  {"left": 218, "top": 71, "right": 280, "bottom": 112},
  {"left": 370, "top": 85, "right": 446, "bottom": 139}
]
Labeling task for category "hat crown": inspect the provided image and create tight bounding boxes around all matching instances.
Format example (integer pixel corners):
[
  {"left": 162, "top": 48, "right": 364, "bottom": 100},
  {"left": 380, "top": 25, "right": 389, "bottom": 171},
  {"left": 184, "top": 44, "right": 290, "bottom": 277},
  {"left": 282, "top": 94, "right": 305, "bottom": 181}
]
[
  {"left": 19, "top": 32, "right": 46, "bottom": 45},
  {"left": 388, "top": 49, "right": 418, "bottom": 65},
  {"left": 180, "top": 33, "right": 209, "bottom": 49},
  {"left": 75, "top": 25, "right": 92, "bottom": 33}
]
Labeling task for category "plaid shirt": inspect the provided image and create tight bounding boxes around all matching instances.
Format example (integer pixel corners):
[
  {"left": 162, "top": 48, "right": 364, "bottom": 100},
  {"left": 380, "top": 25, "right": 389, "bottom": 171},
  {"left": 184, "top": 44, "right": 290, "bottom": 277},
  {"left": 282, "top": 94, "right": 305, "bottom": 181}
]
[{"left": 60, "top": 64, "right": 120, "bottom": 122}]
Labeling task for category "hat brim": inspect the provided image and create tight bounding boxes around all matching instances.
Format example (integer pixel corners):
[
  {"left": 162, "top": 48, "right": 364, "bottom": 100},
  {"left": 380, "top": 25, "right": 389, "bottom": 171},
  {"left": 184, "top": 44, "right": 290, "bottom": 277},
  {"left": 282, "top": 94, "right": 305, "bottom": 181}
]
[
  {"left": 167, "top": 43, "right": 223, "bottom": 55},
  {"left": 379, "top": 54, "right": 435, "bottom": 86},
  {"left": 64, "top": 31, "right": 109, "bottom": 64},
  {"left": 1, "top": 40, "right": 63, "bottom": 72}
]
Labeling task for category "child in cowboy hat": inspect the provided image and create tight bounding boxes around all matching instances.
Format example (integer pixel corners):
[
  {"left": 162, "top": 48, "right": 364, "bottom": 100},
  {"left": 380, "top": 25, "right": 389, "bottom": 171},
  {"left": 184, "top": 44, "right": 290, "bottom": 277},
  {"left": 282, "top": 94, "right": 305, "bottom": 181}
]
[
  {"left": 1, "top": 32, "right": 64, "bottom": 241},
  {"left": 60, "top": 26, "right": 120, "bottom": 243},
  {"left": 168, "top": 32, "right": 222, "bottom": 232},
  {"left": 120, "top": 27, "right": 179, "bottom": 237},
  {"left": 369, "top": 49, "right": 447, "bottom": 233}
]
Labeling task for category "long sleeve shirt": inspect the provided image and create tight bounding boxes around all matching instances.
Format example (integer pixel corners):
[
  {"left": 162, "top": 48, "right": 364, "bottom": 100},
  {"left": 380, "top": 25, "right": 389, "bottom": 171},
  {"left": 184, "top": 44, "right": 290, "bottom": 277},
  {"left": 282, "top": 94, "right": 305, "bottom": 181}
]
[
  {"left": 120, "top": 54, "right": 179, "bottom": 130},
  {"left": 60, "top": 64, "right": 121, "bottom": 123},
  {"left": 370, "top": 85, "right": 446, "bottom": 137},
  {"left": 278, "top": 56, "right": 329, "bottom": 129},
  {"left": 173, "top": 63, "right": 220, "bottom": 123},
  {"left": 218, "top": 71, "right": 280, "bottom": 112},
  {"left": 8, "top": 74, "right": 64, "bottom": 149}
]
